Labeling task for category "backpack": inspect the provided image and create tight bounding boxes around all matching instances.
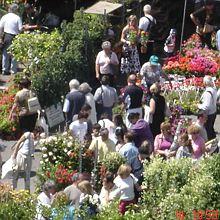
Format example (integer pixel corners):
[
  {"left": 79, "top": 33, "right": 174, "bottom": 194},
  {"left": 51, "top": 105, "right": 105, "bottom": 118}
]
[{"left": 145, "top": 16, "right": 156, "bottom": 33}]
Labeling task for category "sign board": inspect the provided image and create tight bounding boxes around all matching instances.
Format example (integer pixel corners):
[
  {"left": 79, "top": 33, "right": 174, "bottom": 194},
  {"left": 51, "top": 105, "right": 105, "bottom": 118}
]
[{"left": 45, "top": 103, "right": 65, "bottom": 128}]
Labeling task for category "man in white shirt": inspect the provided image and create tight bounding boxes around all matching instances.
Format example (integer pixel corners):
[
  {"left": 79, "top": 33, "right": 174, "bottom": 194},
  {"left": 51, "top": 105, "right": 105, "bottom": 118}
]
[
  {"left": 94, "top": 75, "right": 118, "bottom": 120},
  {"left": 138, "top": 4, "right": 156, "bottom": 64},
  {"left": 198, "top": 76, "right": 217, "bottom": 140},
  {"left": 0, "top": 4, "right": 23, "bottom": 75}
]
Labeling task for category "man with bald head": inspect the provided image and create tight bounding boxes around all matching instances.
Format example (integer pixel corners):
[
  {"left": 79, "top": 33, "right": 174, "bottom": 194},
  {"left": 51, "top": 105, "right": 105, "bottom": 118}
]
[{"left": 122, "top": 74, "right": 143, "bottom": 127}]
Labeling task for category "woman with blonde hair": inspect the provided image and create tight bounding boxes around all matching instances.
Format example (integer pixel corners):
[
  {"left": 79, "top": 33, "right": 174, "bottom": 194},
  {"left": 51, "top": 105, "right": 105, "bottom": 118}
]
[
  {"left": 120, "top": 15, "right": 141, "bottom": 75},
  {"left": 187, "top": 124, "right": 206, "bottom": 160},
  {"left": 149, "top": 83, "right": 170, "bottom": 137}
]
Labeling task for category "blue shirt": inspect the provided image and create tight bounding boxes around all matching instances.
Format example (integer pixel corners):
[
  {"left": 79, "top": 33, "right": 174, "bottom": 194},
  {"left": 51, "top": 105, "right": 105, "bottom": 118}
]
[{"left": 119, "top": 142, "right": 142, "bottom": 179}]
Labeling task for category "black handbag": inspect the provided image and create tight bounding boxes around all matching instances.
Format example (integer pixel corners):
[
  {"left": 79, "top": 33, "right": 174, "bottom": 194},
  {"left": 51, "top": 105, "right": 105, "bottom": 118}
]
[{"left": 95, "top": 86, "right": 104, "bottom": 119}]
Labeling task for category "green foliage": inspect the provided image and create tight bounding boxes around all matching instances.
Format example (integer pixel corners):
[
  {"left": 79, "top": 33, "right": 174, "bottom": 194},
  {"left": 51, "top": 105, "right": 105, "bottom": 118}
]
[
  {"left": 10, "top": 30, "right": 63, "bottom": 74},
  {"left": 0, "top": 185, "right": 37, "bottom": 220}
]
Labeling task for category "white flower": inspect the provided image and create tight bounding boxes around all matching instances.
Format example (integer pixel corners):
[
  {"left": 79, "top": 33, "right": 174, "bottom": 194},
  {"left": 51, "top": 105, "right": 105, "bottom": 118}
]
[
  {"left": 41, "top": 147, "right": 47, "bottom": 152},
  {"left": 62, "top": 132, "right": 68, "bottom": 136},
  {"left": 45, "top": 158, "right": 49, "bottom": 162},
  {"left": 40, "top": 161, "right": 44, "bottom": 165},
  {"left": 39, "top": 139, "right": 46, "bottom": 145},
  {"left": 67, "top": 142, "right": 72, "bottom": 148},
  {"left": 53, "top": 148, "right": 58, "bottom": 152},
  {"left": 42, "top": 154, "right": 47, "bottom": 158},
  {"left": 48, "top": 152, "right": 53, "bottom": 156},
  {"left": 64, "top": 148, "right": 68, "bottom": 153},
  {"left": 53, "top": 156, "right": 57, "bottom": 160},
  {"left": 69, "top": 136, "right": 73, "bottom": 140},
  {"left": 67, "top": 151, "right": 72, "bottom": 156}
]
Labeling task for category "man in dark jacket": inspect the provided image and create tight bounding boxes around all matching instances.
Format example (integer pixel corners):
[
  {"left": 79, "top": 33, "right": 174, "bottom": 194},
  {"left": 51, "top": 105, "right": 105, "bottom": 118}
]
[{"left": 63, "top": 79, "right": 85, "bottom": 125}]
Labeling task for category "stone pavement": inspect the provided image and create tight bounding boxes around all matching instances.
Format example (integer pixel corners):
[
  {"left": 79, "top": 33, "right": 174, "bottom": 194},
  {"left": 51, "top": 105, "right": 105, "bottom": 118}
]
[{"left": 0, "top": 115, "right": 220, "bottom": 193}]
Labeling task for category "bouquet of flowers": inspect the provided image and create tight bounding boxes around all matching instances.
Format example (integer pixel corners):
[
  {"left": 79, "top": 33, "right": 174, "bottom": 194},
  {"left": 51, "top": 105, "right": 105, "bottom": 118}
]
[
  {"left": 140, "top": 31, "right": 149, "bottom": 53},
  {"left": 128, "top": 30, "right": 138, "bottom": 45}
]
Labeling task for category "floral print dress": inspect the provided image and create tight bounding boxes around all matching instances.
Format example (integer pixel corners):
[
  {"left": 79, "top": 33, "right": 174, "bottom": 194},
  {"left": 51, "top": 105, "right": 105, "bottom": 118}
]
[{"left": 120, "top": 31, "right": 141, "bottom": 75}]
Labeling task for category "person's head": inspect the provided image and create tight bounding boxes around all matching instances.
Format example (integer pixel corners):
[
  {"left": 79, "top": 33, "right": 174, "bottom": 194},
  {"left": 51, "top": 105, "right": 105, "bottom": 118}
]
[
  {"left": 79, "top": 82, "right": 92, "bottom": 94},
  {"left": 69, "top": 79, "right": 80, "bottom": 90},
  {"left": 102, "top": 41, "right": 111, "bottom": 54},
  {"left": 77, "top": 111, "right": 89, "bottom": 122},
  {"left": 52, "top": 191, "right": 69, "bottom": 207},
  {"left": 77, "top": 180, "right": 93, "bottom": 195},
  {"left": 33, "top": 126, "right": 45, "bottom": 139},
  {"left": 187, "top": 124, "right": 201, "bottom": 141},
  {"left": 178, "top": 133, "right": 193, "bottom": 153},
  {"left": 127, "top": 74, "right": 137, "bottom": 85},
  {"left": 113, "top": 114, "right": 125, "bottom": 127},
  {"left": 101, "top": 75, "right": 110, "bottom": 86},
  {"left": 100, "top": 112, "right": 109, "bottom": 120},
  {"left": 128, "top": 112, "right": 139, "bottom": 125},
  {"left": 150, "top": 82, "right": 161, "bottom": 95},
  {"left": 92, "top": 123, "right": 101, "bottom": 137},
  {"left": 160, "top": 122, "right": 172, "bottom": 136},
  {"left": 100, "top": 128, "right": 109, "bottom": 141},
  {"left": 205, "top": 0, "right": 214, "bottom": 10},
  {"left": 149, "top": 55, "right": 159, "bottom": 66},
  {"left": 203, "top": 75, "right": 214, "bottom": 87},
  {"left": 139, "top": 140, "right": 152, "bottom": 162},
  {"left": 81, "top": 104, "right": 92, "bottom": 116},
  {"left": 9, "top": 3, "right": 19, "bottom": 13},
  {"left": 115, "top": 127, "right": 125, "bottom": 142},
  {"left": 143, "top": 4, "right": 151, "bottom": 15},
  {"left": 24, "top": 3, "right": 34, "bottom": 13},
  {"left": 124, "top": 131, "right": 134, "bottom": 143},
  {"left": 127, "top": 15, "right": 138, "bottom": 28},
  {"left": 102, "top": 172, "right": 114, "bottom": 191},
  {"left": 42, "top": 180, "right": 56, "bottom": 195},
  {"left": 117, "top": 164, "right": 132, "bottom": 179},
  {"left": 170, "top": 29, "right": 177, "bottom": 36},
  {"left": 19, "top": 77, "right": 31, "bottom": 89},
  {"left": 197, "top": 110, "right": 207, "bottom": 124}
]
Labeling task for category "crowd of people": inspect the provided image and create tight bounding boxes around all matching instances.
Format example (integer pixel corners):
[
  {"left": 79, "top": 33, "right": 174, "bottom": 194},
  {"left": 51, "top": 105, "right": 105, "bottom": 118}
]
[{"left": 0, "top": 1, "right": 220, "bottom": 219}]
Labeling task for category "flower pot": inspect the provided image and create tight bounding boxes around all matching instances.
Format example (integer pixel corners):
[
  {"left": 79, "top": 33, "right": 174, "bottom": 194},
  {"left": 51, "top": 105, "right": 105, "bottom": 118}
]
[{"left": 141, "top": 45, "right": 147, "bottom": 54}]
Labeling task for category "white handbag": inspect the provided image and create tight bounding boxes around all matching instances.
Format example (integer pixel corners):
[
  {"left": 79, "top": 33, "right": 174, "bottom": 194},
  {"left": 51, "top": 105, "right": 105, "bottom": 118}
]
[
  {"left": 144, "top": 105, "right": 152, "bottom": 124},
  {"left": 1, "top": 157, "right": 14, "bottom": 179},
  {"left": 28, "top": 97, "right": 41, "bottom": 113}
]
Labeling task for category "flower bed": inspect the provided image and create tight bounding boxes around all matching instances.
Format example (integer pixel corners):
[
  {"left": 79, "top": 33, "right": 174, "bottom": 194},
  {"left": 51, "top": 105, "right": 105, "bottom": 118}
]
[
  {"left": 0, "top": 86, "right": 21, "bottom": 140},
  {"left": 37, "top": 133, "right": 94, "bottom": 191},
  {"left": 163, "top": 34, "right": 220, "bottom": 77}
]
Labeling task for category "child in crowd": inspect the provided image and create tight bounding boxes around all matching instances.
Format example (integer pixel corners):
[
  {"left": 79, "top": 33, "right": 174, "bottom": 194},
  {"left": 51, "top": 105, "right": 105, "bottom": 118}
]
[
  {"left": 113, "top": 164, "right": 141, "bottom": 215},
  {"left": 115, "top": 128, "right": 125, "bottom": 152},
  {"left": 176, "top": 133, "right": 193, "bottom": 159},
  {"left": 99, "top": 172, "right": 117, "bottom": 207},
  {"left": 92, "top": 123, "right": 101, "bottom": 138},
  {"left": 51, "top": 191, "right": 75, "bottom": 220}
]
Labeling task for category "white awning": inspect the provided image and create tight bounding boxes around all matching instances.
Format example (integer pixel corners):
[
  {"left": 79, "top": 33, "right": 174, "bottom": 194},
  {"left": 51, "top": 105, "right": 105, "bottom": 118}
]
[{"left": 84, "top": 1, "right": 122, "bottom": 15}]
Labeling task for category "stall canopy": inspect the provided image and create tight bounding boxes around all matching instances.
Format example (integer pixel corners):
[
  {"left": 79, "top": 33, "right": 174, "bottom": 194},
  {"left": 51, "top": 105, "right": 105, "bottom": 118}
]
[{"left": 84, "top": 1, "right": 122, "bottom": 15}]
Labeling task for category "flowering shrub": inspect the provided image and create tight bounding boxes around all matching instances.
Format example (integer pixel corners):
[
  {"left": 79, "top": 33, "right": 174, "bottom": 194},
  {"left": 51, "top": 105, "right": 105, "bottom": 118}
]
[
  {"left": 163, "top": 34, "right": 220, "bottom": 77},
  {"left": 37, "top": 132, "right": 93, "bottom": 190},
  {"left": 0, "top": 184, "right": 37, "bottom": 220},
  {"left": 98, "top": 152, "right": 126, "bottom": 180},
  {"left": 0, "top": 86, "right": 20, "bottom": 139}
]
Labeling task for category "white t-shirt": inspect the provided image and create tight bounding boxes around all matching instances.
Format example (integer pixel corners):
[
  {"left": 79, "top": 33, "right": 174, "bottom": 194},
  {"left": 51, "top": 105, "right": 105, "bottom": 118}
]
[
  {"left": 112, "top": 174, "right": 137, "bottom": 201},
  {"left": 138, "top": 14, "right": 156, "bottom": 32},
  {"left": 96, "top": 50, "right": 119, "bottom": 75},
  {"left": 36, "top": 192, "right": 52, "bottom": 220},
  {"left": 19, "top": 132, "right": 34, "bottom": 155},
  {"left": 0, "top": 13, "right": 22, "bottom": 35},
  {"left": 69, "top": 120, "right": 88, "bottom": 142},
  {"left": 216, "top": 30, "right": 220, "bottom": 51}
]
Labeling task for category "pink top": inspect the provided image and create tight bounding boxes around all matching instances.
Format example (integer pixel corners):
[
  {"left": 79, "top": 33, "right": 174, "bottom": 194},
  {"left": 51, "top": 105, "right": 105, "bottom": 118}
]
[
  {"left": 191, "top": 136, "right": 205, "bottom": 159},
  {"left": 154, "top": 133, "right": 173, "bottom": 152}
]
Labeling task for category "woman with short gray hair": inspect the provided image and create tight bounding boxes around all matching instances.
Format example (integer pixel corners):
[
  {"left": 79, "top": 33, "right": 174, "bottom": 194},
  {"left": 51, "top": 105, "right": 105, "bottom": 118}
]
[{"left": 79, "top": 83, "right": 97, "bottom": 124}]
